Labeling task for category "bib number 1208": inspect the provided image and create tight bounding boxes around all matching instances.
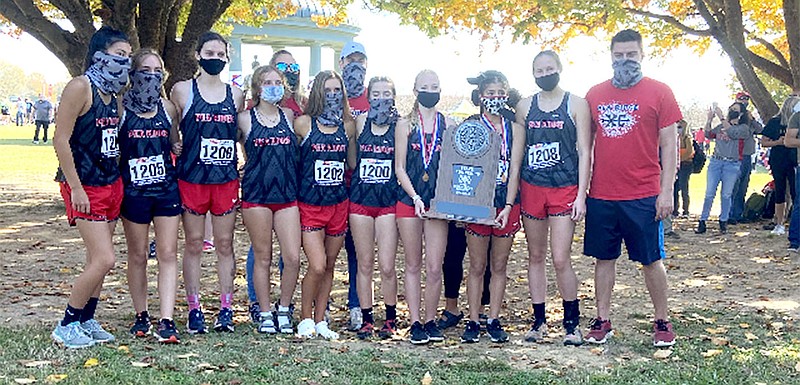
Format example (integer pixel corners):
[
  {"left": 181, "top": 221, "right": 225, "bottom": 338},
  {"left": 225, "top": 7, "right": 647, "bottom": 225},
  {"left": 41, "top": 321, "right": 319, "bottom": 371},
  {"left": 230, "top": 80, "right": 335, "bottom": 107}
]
[{"left": 200, "top": 137, "right": 235, "bottom": 165}]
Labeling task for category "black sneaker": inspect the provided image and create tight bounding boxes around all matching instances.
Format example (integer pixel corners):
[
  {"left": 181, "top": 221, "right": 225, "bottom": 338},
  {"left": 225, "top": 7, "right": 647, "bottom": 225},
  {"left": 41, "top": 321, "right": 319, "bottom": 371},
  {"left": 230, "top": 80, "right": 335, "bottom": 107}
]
[
  {"left": 424, "top": 320, "right": 444, "bottom": 342},
  {"left": 249, "top": 302, "right": 261, "bottom": 323},
  {"left": 478, "top": 313, "right": 489, "bottom": 331},
  {"left": 156, "top": 318, "right": 180, "bottom": 344},
  {"left": 436, "top": 310, "right": 464, "bottom": 330},
  {"left": 130, "top": 312, "right": 151, "bottom": 337},
  {"left": 719, "top": 220, "right": 728, "bottom": 234},
  {"left": 486, "top": 319, "right": 509, "bottom": 343},
  {"left": 187, "top": 308, "right": 207, "bottom": 334},
  {"left": 695, "top": 220, "right": 706, "bottom": 234},
  {"left": 148, "top": 240, "right": 157, "bottom": 259},
  {"left": 409, "top": 321, "right": 429, "bottom": 345},
  {"left": 460, "top": 320, "right": 480, "bottom": 343},
  {"left": 214, "top": 308, "right": 235, "bottom": 332},
  {"left": 357, "top": 322, "right": 374, "bottom": 340},
  {"left": 377, "top": 319, "right": 396, "bottom": 339}
]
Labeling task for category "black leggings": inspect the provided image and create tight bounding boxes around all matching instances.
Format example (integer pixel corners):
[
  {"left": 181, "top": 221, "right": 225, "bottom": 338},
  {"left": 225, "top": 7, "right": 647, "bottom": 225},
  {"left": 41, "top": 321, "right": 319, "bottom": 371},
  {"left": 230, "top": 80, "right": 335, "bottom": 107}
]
[
  {"left": 772, "top": 162, "right": 796, "bottom": 204},
  {"left": 443, "top": 222, "right": 491, "bottom": 305}
]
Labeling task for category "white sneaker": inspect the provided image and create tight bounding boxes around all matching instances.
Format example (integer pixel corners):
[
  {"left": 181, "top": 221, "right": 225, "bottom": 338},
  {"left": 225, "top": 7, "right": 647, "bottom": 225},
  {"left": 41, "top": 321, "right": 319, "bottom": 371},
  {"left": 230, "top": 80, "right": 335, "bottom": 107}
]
[
  {"left": 348, "top": 307, "right": 362, "bottom": 331},
  {"left": 296, "top": 318, "right": 316, "bottom": 338},
  {"left": 771, "top": 224, "right": 786, "bottom": 235},
  {"left": 315, "top": 320, "right": 339, "bottom": 340}
]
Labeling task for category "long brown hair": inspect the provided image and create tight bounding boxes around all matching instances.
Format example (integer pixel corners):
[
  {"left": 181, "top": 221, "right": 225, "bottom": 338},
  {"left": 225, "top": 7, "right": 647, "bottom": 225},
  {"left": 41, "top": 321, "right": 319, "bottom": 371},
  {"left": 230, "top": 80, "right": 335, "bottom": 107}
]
[
  {"left": 305, "top": 70, "right": 353, "bottom": 123},
  {"left": 250, "top": 65, "right": 287, "bottom": 108},
  {"left": 129, "top": 48, "right": 168, "bottom": 98}
]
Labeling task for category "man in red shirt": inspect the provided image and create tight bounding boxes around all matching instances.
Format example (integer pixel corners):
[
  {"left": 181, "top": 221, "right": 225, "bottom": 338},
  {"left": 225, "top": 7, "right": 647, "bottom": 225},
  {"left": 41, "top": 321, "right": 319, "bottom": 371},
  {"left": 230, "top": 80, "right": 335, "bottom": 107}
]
[{"left": 583, "top": 29, "right": 681, "bottom": 347}]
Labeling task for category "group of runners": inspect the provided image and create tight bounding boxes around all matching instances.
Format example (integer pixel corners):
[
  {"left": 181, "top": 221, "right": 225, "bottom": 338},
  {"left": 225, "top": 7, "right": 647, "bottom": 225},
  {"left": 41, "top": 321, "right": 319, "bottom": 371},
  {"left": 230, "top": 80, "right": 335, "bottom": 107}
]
[{"left": 51, "top": 26, "right": 680, "bottom": 350}]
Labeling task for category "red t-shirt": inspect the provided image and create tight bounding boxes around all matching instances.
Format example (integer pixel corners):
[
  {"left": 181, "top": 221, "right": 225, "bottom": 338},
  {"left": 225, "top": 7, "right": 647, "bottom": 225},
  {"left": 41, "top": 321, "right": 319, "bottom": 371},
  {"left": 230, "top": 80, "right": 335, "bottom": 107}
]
[
  {"left": 281, "top": 97, "right": 304, "bottom": 117},
  {"left": 585, "top": 77, "right": 683, "bottom": 201},
  {"left": 349, "top": 93, "right": 369, "bottom": 117}
]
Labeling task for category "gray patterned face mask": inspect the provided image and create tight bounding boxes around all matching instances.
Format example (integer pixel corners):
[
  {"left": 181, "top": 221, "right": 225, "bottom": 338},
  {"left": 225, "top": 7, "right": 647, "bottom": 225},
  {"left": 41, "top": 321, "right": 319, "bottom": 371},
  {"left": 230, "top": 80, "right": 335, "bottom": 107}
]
[
  {"left": 611, "top": 59, "right": 643, "bottom": 89},
  {"left": 84, "top": 51, "right": 132, "bottom": 95},
  {"left": 123, "top": 70, "right": 163, "bottom": 114},
  {"left": 342, "top": 62, "right": 366, "bottom": 98},
  {"left": 317, "top": 91, "right": 344, "bottom": 126},
  {"left": 367, "top": 98, "right": 398, "bottom": 126}
]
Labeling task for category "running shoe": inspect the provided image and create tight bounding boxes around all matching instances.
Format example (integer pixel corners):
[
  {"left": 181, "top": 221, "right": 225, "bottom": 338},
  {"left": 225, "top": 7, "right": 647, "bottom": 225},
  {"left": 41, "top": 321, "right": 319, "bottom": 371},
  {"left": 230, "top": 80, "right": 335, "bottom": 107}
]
[
  {"left": 203, "top": 240, "right": 215, "bottom": 252},
  {"left": 187, "top": 309, "right": 207, "bottom": 334},
  {"left": 409, "top": 321, "right": 429, "bottom": 345},
  {"left": 377, "top": 319, "right": 396, "bottom": 339},
  {"left": 653, "top": 319, "right": 676, "bottom": 347},
  {"left": 424, "top": 320, "right": 444, "bottom": 342},
  {"left": 249, "top": 302, "right": 262, "bottom": 323},
  {"left": 348, "top": 307, "right": 362, "bottom": 331},
  {"left": 460, "top": 320, "right": 480, "bottom": 343},
  {"left": 524, "top": 319, "right": 548, "bottom": 342},
  {"left": 214, "top": 308, "right": 235, "bottom": 333},
  {"left": 436, "top": 310, "right": 464, "bottom": 330},
  {"left": 771, "top": 224, "right": 786, "bottom": 235},
  {"left": 156, "top": 318, "right": 180, "bottom": 344},
  {"left": 258, "top": 312, "right": 277, "bottom": 334},
  {"left": 315, "top": 321, "right": 339, "bottom": 340},
  {"left": 80, "top": 319, "right": 116, "bottom": 343},
  {"left": 297, "top": 318, "right": 315, "bottom": 338},
  {"left": 586, "top": 318, "right": 613, "bottom": 344},
  {"left": 130, "top": 312, "right": 152, "bottom": 337},
  {"left": 148, "top": 240, "right": 157, "bottom": 259},
  {"left": 357, "top": 322, "right": 374, "bottom": 340},
  {"left": 52, "top": 321, "right": 95, "bottom": 349},
  {"left": 563, "top": 327, "right": 584, "bottom": 346},
  {"left": 277, "top": 308, "right": 293, "bottom": 334},
  {"left": 486, "top": 319, "right": 509, "bottom": 343}
]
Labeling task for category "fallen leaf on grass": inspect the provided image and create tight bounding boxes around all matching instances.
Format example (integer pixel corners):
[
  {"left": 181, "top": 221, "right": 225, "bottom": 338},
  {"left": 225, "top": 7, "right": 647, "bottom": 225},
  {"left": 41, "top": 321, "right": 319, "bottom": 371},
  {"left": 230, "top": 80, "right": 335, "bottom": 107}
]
[
  {"left": 227, "top": 362, "right": 239, "bottom": 368},
  {"left": 795, "top": 362, "right": 800, "bottom": 372},
  {"left": 705, "top": 327, "right": 728, "bottom": 334},
  {"left": 711, "top": 337, "right": 729, "bottom": 346},
  {"left": 176, "top": 353, "right": 199, "bottom": 359},
  {"left": 589, "top": 347, "right": 604, "bottom": 356},
  {"left": 131, "top": 361, "right": 151, "bottom": 368},
  {"left": 421, "top": 371, "right": 433, "bottom": 385},
  {"left": 196, "top": 363, "right": 216, "bottom": 371},
  {"left": 653, "top": 349, "right": 672, "bottom": 359},
  {"left": 117, "top": 346, "right": 130, "bottom": 354},
  {"left": 383, "top": 363, "right": 404, "bottom": 369},
  {"left": 14, "top": 378, "right": 36, "bottom": 384},
  {"left": 44, "top": 374, "right": 67, "bottom": 383},
  {"left": 278, "top": 347, "right": 288, "bottom": 355},
  {"left": 739, "top": 323, "right": 751, "bottom": 329},
  {"left": 294, "top": 357, "right": 312, "bottom": 364},
  {"left": 745, "top": 333, "right": 759, "bottom": 341},
  {"left": 83, "top": 358, "right": 99, "bottom": 368},
  {"left": 321, "top": 370, "right": 330, "bottom": 378},
  {"left": 20, "top": 360, "right": 51, "bottom": 368},
  {"left": 701, "top": 349, "right": 723, "bottom": 358}
]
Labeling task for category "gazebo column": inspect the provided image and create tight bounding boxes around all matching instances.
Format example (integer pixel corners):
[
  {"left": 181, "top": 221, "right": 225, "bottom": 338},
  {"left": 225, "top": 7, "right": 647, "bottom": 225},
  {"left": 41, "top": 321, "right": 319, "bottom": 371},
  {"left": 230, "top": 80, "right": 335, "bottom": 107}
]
[
  {"left": 310, "top": 42, "right": 322, "bottom": 76},
  {"left": 333, "top": 47, "right": 343, "bottom": 72}
]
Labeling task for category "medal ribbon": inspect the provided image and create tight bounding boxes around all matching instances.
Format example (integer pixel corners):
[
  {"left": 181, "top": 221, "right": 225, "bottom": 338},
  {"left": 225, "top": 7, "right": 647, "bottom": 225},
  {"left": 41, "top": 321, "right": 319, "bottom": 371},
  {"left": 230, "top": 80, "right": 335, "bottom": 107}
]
[
  {"left": 418, "top": 111, "right": 439, "bottom": 171},
  {"left": 482, "top": 113, "right": 508, "bottom": 160}
]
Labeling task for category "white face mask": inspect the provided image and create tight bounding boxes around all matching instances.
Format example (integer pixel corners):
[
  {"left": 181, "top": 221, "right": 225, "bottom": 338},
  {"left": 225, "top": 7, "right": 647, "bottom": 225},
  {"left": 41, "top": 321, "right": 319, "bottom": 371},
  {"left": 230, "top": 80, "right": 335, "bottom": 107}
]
[{"left": 793, "top": 100, "right": 800, "bottom": 113}]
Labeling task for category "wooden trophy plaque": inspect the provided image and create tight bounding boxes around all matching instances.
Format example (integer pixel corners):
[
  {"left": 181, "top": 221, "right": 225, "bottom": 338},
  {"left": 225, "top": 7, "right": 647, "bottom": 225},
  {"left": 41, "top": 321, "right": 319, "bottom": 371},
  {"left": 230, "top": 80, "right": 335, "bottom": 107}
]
[{"left": 426, "top": 119, "right": 499, "bottom": 225}]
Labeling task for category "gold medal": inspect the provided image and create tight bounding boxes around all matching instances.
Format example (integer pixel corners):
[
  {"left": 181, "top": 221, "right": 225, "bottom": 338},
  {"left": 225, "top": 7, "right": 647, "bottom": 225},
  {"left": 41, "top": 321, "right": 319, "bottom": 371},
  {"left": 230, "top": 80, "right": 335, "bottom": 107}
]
[
  {"left": 422, "top": 172, "right": 429, "bottom": 182},
  {"left": 502, "top": 173, "right": 508, "bottom": 184}
]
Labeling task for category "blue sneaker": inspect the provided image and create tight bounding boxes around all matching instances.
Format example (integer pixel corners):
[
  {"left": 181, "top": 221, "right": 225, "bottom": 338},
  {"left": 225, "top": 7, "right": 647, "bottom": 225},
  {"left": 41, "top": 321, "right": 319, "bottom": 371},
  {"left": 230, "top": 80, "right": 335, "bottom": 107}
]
[
  {"left": 214, "top": 308, "right": 235, "bottom": 333},
  {"left": 187, "top": 309, "right": 207, "bottom": 334},
  {"left": 148, "top": 240, "right": 157, "bottom": 259},
  {"left": 52, "top": 321, "right": 95, "bottom": 349},
  {"left": 80, "top": 319, "right": 115, "bottom": 343}
]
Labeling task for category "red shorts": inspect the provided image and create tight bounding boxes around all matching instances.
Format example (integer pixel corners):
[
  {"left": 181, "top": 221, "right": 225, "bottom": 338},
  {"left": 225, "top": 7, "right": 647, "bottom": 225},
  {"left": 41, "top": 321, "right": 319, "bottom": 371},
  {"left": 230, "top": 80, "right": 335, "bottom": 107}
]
[
  {"left": 241, "top": 200, "right": 297, "bottom": 212},
  {"left": 60, "top": 178, "right": 123, "bottom": 226},
  {"left": 465, "top": 204, "right": 522, "bottom": 237},
  {"left": 396, "top": 201, "right": 428, "bottom": 219},
  {"left": 299, "top": 200, "right": 349, "bottom": 236},
  {"left": 349, "top": 202, "right": 395, "bottom": 218},
  {"left": 521, "top": 182, "right": 577, "bottom": 220},
  {"left": 178, "top": 179, "right": 240, "bottom": 216}
]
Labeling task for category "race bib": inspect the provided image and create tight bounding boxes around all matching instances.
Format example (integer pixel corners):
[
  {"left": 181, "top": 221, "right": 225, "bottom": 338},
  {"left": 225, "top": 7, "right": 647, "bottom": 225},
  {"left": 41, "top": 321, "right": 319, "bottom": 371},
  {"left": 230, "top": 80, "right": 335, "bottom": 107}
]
[
  {"left": 528, "top": 142, "right": 561, "bottom": 170},
  {"left": 359, "top": 158, "right": 392, "bottom": 184},
  {"left": 101, "top": 128, "right": 119, "bottom": 157},
  {"left": 200, "top": 137, "right": 235, "bottom": 166},
  {"left": 496, "top": 159, "right": 509, "bottom": 184},
  {"left": 314, "top": 160, "right": 344, "bottom": 186},
  {"left": 128, "top": 155, "right": 166, "bottom": 186}
]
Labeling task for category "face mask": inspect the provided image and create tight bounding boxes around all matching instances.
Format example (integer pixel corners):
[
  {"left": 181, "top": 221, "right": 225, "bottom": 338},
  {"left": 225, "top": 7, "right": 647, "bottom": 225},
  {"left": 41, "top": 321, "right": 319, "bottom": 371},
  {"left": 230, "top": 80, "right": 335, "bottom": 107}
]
[
  {"left": 199, "top": 57, "right": 226, "bottom": 76},
  {"left": 84, "top": 50, "right": 131, "bottom": 95},
  {"left": 123, "top": 70, "right": 163, "bottom": 114},
  {"left": 535, "top": 72, "right": 560, "bottom": 91},
  {"left": 283, "top": 71, "right": 300, "bottom": 91},
  {"left": 342, "top": 62, "right": 366, "bottom": 98},
  {"left": 317, "top": 90, "right": 344, "bottom": 126},
  {"left": 368, "top": 98, "right": 398, "bottom": 126},
  {"left": 417, "top": 91, "right": 440, "bottom": 109},
  {"left": 260, "top": 85, "right": 284, "bottom": 105},
  {"left": 481, "top": 96, "right": 508, "bottom": 116},
  {"left": 728, "top": 110, "right": 740, "bottom": 121},
  {"left": 611, "top": 59, "right": 643, "bottom": 89},
  {"left": 793, "top": 99, "right": 800, "bottom": 113}
]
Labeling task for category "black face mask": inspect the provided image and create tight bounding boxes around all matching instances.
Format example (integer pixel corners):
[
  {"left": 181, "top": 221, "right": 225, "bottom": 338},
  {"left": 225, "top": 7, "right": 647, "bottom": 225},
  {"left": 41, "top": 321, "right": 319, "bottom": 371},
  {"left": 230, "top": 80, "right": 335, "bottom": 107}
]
[
  {"left": 284, "top": 71, "right": 300, "bottom": 91},
  {"left": 417, "top": 91, "right": 440, "bottom": 109},
  {"left": 535, "top": 72, "right": 560, "bottom": 91},
  {"left": 728, "top": 110, "right": 740, "bottom": 121},
  {"left": 199, "top": 58, "right": 226, "bottom": 76}
]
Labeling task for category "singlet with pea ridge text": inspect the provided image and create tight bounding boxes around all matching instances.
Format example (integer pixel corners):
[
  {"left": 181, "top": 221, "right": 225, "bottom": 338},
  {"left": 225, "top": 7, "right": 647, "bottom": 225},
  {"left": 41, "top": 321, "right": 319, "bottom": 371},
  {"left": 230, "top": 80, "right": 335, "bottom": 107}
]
[
  {"left": 118, "top": 102, "right": 176, "bottom": 197},
  {"left": 70, "top": 83, "right": 121, "bottom": 186},
  {"left": 241, "top": 108, "right": 298, "bottom": 204},
  {"left": 521, "top": 92, "right": 578, "bottom": 188},
  {"left": 350, "top": 118, "right": 397, "bottom": 208},
  {"left": 297, "top": 118, "right": 349, "bottom": 206},
  {"left": 397, "top": 112, "right": 446, "bottom": 207}
]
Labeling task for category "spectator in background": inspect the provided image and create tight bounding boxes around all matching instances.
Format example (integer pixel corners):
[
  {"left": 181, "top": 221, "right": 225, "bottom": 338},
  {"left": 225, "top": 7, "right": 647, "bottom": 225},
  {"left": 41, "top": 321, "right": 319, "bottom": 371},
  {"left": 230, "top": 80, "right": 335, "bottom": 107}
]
[
  {"left": 729, "top": 91, "right": 764, "bottom": 224},
  {"left": 783, "top": 100, "right": 800, "bottom": 252},
  {"left": 1, "top": 104, "right": 9, "bottom": 124},
  {"left": 674, "top": 119, "right": 694, "bottom": 217},
  {"left": 16, "top": 98, "right": 26, "bottom": 126},
  {"left": 762, "top": 95, "right": 799, "bottom": 235},
  {"left": 33, "top": 94, "right": 53, "bottom": 144},
  {"left": 26, "top": 98, "right": 33, "bottom": 123}
]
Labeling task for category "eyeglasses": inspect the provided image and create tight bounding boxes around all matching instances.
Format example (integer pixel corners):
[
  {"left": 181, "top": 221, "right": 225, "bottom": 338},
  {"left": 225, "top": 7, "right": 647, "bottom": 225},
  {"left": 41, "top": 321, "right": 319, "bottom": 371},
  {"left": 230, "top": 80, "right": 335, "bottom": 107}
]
[{"left": 276, "top": 62, "right": 300, "bottom": 73}]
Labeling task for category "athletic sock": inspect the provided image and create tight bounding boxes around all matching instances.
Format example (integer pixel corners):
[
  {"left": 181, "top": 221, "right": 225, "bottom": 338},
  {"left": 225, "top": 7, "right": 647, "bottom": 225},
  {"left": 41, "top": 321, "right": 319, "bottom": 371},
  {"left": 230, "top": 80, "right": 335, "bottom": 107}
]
[
  {"left": 385, "top": 304, "right": 396, "bottom": 321},
  {"left": 220, "top": 293, "right": 233, "bottom": 309},
  {"left": 361, "top": 307, "right": 374, "bottom": 324},
  {"left": 80, "top": 297, "right": 99, "bottom": 322},
  {"left": 562, "top": 299, "right": 580, "bottom": 328},
  {"left": 533, "top": 302, "right": 546, "bottom": 323},
  {"left": 137, "top": 310, "right": 150, "bottom": 320},
  {"left": 61, "top": 305, "right": 83, "bottom": 326},
  {"left": 187, "top": 294, "right": 201, "bottom": 311}
]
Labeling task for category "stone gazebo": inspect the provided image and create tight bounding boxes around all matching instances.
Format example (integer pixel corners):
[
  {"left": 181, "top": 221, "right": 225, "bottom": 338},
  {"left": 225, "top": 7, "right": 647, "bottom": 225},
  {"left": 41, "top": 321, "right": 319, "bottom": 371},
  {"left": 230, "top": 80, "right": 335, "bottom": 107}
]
[{"left": 228, "top": 0, "right": 361, "bottom": 87}]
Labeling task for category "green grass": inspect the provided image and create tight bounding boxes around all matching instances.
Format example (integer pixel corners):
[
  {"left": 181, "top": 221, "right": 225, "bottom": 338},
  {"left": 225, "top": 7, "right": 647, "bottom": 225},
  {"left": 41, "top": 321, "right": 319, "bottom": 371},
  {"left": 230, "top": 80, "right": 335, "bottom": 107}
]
[
  {"left": 0, "top": 123, "right": 60, "bottom": 193},
  {"left": 0, "top": 308, "right": 797, "bottom": 384}
]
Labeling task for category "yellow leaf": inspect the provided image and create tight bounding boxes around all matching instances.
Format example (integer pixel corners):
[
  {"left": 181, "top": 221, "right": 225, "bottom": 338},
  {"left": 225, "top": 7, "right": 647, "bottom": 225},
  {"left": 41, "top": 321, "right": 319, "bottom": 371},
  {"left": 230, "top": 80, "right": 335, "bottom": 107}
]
[
  {"left": 705, "top": 327, "right": 728, "bottom": 334},
  {"left": 44, "top": 374, "right": 67, "bottom": 383},
  {"left": 711, "top": 337, "right": 729, "bottom": 346},
  {"left": 83, "top": 358, "right": 99, "bottom": 368},
  {"left": 131, "top": 361, "right": 151, "bottom": 368},
  {"left": 701, "top": 349, "right": 723, "bottom": 358},
  {"left": 653, "top": 349, "right": 673, "bottom": 359},
  {"left": 421, "top": 371, "right": 433, "bottom": 385},
  {"left": 745, "top": 332, "right": 759, "bottom": 341},
  {"left": 589, "top": 347, "right": 604, "bottom": 355},
  {"left": 278, "top": 347, "right": 288, "bottom": 355},
  {"left": 117, "top": 346, "right": 130, "bottom": 354},
  {"left": 14, "top": 379, "right": 36, "bottom": 384},
  {"left": 739, "top": 323, "right": 751, "bottom": 329}
]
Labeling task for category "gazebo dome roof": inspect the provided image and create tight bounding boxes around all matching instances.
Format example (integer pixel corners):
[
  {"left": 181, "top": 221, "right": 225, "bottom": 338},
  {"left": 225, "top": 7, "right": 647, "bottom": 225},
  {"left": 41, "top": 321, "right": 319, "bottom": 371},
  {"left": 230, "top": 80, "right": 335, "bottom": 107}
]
[{"left": 291, "top": 0, "right": 336, "bottom": 18}]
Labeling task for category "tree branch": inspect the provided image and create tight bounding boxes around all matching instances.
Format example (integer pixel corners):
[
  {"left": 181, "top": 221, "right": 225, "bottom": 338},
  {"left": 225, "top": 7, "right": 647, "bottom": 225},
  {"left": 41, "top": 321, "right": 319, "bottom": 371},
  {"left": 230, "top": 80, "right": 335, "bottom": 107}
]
[
  {"left": 623, "top": 7, "right": 712, "bottom": 36},
  {"left": 748, "top": 50, "right": 793, "bottom": 85},
  {"left": 784, "top": 0, "right": 800, "bottom": 88},
  {"left": 743, "top": 29, "right": 790, "bottom": 69},
  {"left": 48, "top": 0, "right": 95, "bottom": 42}
]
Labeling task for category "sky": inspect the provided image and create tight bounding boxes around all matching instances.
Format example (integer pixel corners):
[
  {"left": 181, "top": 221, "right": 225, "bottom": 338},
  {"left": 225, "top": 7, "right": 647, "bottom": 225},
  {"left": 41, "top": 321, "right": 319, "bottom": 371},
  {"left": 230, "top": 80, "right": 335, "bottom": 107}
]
[{"left": 0, "top": 3, "right": 737, "bottom": 109}]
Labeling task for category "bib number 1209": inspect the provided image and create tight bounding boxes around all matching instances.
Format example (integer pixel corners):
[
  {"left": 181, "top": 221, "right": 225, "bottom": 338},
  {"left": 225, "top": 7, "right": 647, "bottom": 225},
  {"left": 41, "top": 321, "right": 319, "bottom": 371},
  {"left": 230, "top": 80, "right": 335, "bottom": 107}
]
[
  {"left": 315, "top": 160, "right": 344, "bottom": 186},
  {"left": 200, "top": 137, "right": 235, "bottom": 165}
]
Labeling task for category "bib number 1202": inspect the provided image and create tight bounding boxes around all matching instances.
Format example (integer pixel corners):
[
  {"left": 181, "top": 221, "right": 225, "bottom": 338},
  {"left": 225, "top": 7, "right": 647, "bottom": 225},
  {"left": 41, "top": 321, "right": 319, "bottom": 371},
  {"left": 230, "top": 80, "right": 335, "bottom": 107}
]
[{"left": 315, "top": 160, "right": 344, "bottom": 186}]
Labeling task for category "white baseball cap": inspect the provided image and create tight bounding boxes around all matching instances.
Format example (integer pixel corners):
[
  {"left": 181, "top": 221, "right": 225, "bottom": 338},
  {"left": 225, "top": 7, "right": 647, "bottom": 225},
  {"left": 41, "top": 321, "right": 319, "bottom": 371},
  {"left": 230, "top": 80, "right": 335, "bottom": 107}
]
[{"left": 341, "top": 41, "right": 366, "bottom": 60}]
